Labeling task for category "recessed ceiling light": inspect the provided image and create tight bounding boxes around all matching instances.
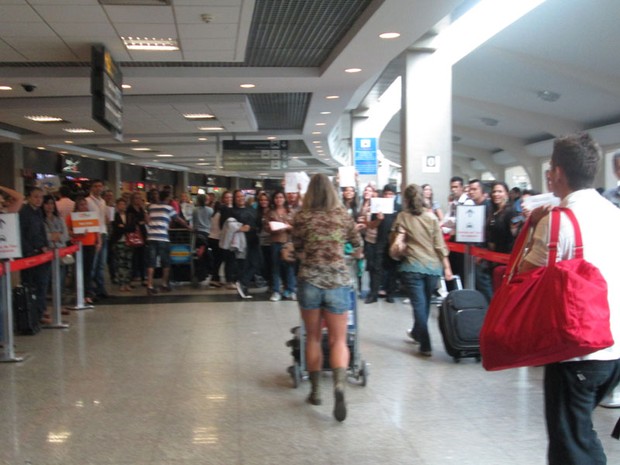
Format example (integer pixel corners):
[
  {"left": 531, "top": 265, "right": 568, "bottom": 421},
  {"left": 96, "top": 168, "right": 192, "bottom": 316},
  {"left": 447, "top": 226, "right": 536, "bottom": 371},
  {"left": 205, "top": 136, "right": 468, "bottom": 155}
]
[
  {"left": 131, "top": 147, "right": 153, "bottom": 152},
  {"left": 345, "top": 68, "right": 362, "bottom": 73},
  {"left": 312, "top": 131, "right": 321, "bottom": 135},
  {"left": 537, "top": 90, "right": 561, "bottom": 102},
  {"left": 199, "top": 126, "right": 224, "bottom": 131},
  {"left": 325, "top": 95, "right": 339, "bottom": 100},
  {"left": 183, "top": 113, "right": 215, "bottom": 120},
  {"left": 59, "top": 151, "right": 68, "bottom": 154},
  {"left": 63, "top": 128, "right": 94, "bottom": 133},
  {"left": 267, "top": 136, "right": 277, "bottom": 140},
  {"left": 131, "top": 139, "right": 140, "bottom": 143},
  {"left": 0, "top": 86, "right": 12, "bottom": 91},
  {"left": 25, "top": 115, "right": 65, "bottom": 123},
  {"left": 156, "top": 154, "right": 174, "bottom": 157},
  {"left": 480, "top": 117, "right": 499, "bottom": 127},
  {"left": 36, "top": 146, "right": 45, "bottom": 150},
  {"left": 240, "top": 83, "right": 255, "bottom": 89},
  {"left": 312, "top": 141, "right": 320, "bottom": 144},
  {"left": 320, "top": 111, "right": 331, "bottom": 115},
  {"left": 315, "top": 123, "right": 326, "bottom": 126},
  {"left": 379, "top": 32, "right": 401, "bottom": 39},
  {"left": 122, "top": 37, "right": 179, "bottom": 51},
  {"left": 122, "top": 84, "right": 132, "bottom": 89},
  {"left": 64, "top": 140, "right": 73, "bottom": 144},
  {"left": 196, "top": 162, "right": 210, "bottom": 166},
  {"left": 198, "top": 137, "right": 208, "bottom": 141}
]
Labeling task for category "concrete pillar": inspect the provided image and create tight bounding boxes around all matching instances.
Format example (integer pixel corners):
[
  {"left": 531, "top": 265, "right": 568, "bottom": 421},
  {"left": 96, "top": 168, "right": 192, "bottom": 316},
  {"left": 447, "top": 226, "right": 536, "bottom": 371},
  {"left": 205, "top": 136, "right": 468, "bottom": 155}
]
[
  {"left": 401, "top": 49, "right": 452, "bottom": 209},
  {"left": 0, "top": 143, "right": 24, "bottom": 193},
  {"left": 177, "top": 171, "right": 189, "bottom": 196},
  {"left": 107, "top": 161, "right": 122, "bottom": 197}
]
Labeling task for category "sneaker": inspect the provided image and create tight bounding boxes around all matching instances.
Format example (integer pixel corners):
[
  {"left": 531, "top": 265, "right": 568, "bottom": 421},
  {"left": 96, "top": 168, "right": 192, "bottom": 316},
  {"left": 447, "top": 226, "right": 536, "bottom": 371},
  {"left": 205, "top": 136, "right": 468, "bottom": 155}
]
[
  {"left": 147, "top": 287, "right": 158, "bottom": 296},
  {"left": 287, "top": 292, "right": 297, "bottom": 301},
  {"left": 199, "top": 276, "right": 212, "bottom": 287},
  {"left": 418, "top": 350, "right": 432, "bottom": 357},
  {"left": 402, "top": 298, "right": 411, "bottom": 304},
  {"left": 270, "top": 292, "right": 282, "bottom": 302},
  {"left": 406, "top": 328, "right": 420, "bottom": 345},
  {"left": 235, "top": 281, "right": 253, "bottom": 299}
]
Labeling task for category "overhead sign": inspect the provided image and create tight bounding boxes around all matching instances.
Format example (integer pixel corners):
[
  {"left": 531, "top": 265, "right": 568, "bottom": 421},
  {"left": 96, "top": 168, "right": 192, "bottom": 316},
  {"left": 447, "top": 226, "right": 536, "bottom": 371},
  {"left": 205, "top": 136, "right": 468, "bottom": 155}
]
[
  {"left": 222, "top": 140, "right": 289, "bottom": 171},
  {"left": 0, "top": 213, "right": 22, "bottom": 259},
  {"left": 354, "top": 138, "right": 377, "bottom": 175},
  {"left": 455, "top": 205, "right": 486, "bottom": 243},
  {"left": 91, "top": 44, "right": 123, "bottom": 141}
]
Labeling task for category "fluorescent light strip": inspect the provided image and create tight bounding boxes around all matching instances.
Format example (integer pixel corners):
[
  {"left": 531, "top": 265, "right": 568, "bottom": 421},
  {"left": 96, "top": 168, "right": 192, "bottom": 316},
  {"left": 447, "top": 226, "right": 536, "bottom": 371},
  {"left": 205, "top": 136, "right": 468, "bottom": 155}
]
[
  {"left": 184, "top": 113, "right": 215, "bottom": 119},
  {"left": 25, "top": 115, "right": 64, "bottom": 122},
  {"left": 63, "top": 128, "right": 94, "bottom": 134},
  {"left": 122, "top": 37, "right": 179, "bottom": 51}
]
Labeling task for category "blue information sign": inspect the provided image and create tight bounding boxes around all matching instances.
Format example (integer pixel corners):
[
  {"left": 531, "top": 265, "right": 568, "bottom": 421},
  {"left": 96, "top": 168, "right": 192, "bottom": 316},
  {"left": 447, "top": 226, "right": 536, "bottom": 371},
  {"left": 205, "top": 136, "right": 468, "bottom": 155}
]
[{"left": 354, "top": 138, "right": 377, "bottom": 175}]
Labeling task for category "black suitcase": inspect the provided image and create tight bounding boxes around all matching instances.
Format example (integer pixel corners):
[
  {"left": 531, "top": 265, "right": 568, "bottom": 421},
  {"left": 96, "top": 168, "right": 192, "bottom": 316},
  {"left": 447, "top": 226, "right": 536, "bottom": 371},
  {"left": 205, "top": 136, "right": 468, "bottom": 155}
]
[
  {"left": 439, "top": 289, "right": 487, "bottom": 362},
  {"left": 13, "top": 285, "right": 40, "bottom": 335}
]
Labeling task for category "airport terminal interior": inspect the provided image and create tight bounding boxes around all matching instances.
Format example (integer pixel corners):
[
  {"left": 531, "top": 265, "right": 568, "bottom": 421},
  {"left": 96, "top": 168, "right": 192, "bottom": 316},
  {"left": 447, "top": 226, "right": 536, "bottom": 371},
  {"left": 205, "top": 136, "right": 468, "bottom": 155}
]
[
  {"left": 2, "top": 0, "right": 620, "bottom": 463},
  {"left": 1, "top": 284, "right": 619, "bottom": 464}
]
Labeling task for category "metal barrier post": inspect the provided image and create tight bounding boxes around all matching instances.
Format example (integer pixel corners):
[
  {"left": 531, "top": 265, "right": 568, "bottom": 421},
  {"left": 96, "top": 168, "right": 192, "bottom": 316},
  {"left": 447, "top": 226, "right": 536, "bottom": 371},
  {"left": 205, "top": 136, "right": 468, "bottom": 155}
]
[
  {"left": 43, "top": 249, "right": 69, "bottom": 329},
  {"left": 67, "top": 242, "right": 94, "bottom": 311},
  {"left": 463, "top": 244, "right": 476, "bottom": 290},
  {"left": 0, "top": 260, "right": 24, "bottom": 363}
]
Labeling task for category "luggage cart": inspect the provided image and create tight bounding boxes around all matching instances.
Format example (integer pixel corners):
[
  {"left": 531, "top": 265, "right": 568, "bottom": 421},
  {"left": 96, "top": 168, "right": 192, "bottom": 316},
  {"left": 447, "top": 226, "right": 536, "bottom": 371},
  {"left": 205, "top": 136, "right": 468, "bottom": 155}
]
[
  {"left": 167, "top": 228, "right": 197, "bottom": 286},
  {"left": 286, "top": 257, "right": 369, "bottom": 388}
]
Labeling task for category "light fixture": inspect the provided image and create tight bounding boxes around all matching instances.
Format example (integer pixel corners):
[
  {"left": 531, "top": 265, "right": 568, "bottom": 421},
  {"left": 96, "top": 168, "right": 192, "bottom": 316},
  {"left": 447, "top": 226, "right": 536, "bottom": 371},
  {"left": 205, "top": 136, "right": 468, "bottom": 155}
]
[
  {"left": 198, "top": 137, "right": 208, "bottom": 141},
  {"left": 0, "top": 86, "right": 12, "bottom": 91},
  {"left": 122, "top": 84, "right": 132, "bottom": 89},
  {"left": 63, "top": 128, "right": 94, "bottom": 133},
  {"left": 196, "top": 162, "right": 210, "bottom": 166},
  {"left": 345, "top": 68, "right": 362, "bottom": 73},
  {"left": 131, "top": 147, "right": 153, "bottom": 152},
  {"left": 240, "top": 83, "right": 255, "bottom": 89},
  {"left": 480, "top": 117, "right": 499, "bottom": 127},
  {"left": 325, "top": 95, "right": 339, "bottom": 100},
  {"left": 36, "top": 146, "right": 45, "bottom": 150},
  {"left": 64, "top": 140, "right": 74, "bottom": 144},
  {"left": 379, "top": 32, "right": 401, "bottom": 39},
  {"left": 312, "top": 141, "right": 320, "bottom": 144},
  {"left": 199, "top": 126, "right": 224, "bottom": 131},
  {"left": 122, "top": 37, "right": 179, "bottom": 51},
  {"left": 537, "top": 90, "right": 561, "bottom": 102},
  {"left": 156, "top": 154, "right": 174, "bottom": 157},
  {"left": 312, "top": 131, "right": 321, "bottom": 135},
  {"left": 130, "top": 139, "right": 140, "bottom": 142},
  {"left": 315, "top": 123, "right": 326, "bottom": 126},
  {"left": 320, "top": 111, "right": 331, "bottom": 115},
  {"left": 25, "top": 115, "right": 65, "bottom": 123},
  {"left": 183, "top": 113, "right": 215, "bottom": 120},
  {"left": 267, "top": 136, "right": 277, "bottom": 140}
]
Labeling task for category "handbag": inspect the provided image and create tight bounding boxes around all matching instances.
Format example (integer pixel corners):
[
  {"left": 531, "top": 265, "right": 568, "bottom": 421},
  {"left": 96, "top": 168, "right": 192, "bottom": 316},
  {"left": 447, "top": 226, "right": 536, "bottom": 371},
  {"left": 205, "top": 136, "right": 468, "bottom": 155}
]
[
  {"left": 480, "top": 207, "right": 613, "bottom": 371},
  {"left": 388, "top": 226, "right": 406, "bottom": 261},
  {"left": 125, "top": 228, "right": 144, "bottom": 247}
]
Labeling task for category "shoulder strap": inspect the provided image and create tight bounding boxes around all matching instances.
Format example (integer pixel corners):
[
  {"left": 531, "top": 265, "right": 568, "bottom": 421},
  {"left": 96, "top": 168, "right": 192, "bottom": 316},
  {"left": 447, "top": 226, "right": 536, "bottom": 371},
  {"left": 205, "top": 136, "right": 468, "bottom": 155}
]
[{"left": 548, "top": 207, "right": 584, "bottom": 264}]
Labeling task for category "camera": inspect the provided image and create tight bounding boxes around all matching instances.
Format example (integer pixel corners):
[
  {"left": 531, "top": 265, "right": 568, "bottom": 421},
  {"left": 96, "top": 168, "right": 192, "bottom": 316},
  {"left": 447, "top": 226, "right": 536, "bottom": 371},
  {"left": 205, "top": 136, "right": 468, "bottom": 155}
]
[{"left": 21, "top": 83, "right": 37, "bottom": 92}]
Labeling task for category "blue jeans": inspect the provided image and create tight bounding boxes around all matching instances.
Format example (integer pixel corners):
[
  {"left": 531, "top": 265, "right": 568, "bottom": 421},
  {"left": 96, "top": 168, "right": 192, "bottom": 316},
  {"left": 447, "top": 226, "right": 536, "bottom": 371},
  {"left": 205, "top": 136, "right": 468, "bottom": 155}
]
[
  {"left": 400, "top": 272, "right": 439, "bottom": 353},
  {"left": 545, "top": 359, "right": 620, "bottom": 465},
  {"left": 271, "top": 243, "right": 296, "bottom": 296},
  {"left": 91, "top": 234, "right": 108, "bottom": 296}
]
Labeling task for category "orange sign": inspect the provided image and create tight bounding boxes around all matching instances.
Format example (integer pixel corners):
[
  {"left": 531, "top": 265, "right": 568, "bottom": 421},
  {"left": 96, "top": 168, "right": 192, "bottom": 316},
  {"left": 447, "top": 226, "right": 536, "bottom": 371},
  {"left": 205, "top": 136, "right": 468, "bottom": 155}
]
[{"left": 70, "top": 211, "right": 100, "bottom": 234}]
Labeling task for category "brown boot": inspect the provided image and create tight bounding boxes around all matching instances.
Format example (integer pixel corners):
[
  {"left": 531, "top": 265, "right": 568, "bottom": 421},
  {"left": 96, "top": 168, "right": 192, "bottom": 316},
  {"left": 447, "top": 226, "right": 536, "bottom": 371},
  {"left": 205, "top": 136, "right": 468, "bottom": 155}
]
[
  {"left": 307, "top": 371, "right": 322, "bottom": 405},
  {"left": 333, "top": 367, "right": 347, "bottom": 422}
]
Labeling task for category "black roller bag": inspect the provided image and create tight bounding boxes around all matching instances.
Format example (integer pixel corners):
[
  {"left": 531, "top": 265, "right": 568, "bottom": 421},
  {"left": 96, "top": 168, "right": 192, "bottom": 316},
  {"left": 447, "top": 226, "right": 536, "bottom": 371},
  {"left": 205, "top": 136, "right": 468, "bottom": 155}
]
[
  {"left": 439, "top": 289, "right": 487, "bottom": 362},
  {"left": 13, "top": 284, "right": 40, "bottom": 335}
]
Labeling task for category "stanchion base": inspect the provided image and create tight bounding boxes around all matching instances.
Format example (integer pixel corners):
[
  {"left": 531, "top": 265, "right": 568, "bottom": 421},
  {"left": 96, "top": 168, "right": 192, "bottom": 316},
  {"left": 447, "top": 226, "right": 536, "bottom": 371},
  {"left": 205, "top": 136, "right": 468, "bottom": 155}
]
[
  {"left": 67, "top": 304, "right": 95, "bottom": 311},
  {"left": 42, "top": 323, "right": 70, "bottom": 329}
]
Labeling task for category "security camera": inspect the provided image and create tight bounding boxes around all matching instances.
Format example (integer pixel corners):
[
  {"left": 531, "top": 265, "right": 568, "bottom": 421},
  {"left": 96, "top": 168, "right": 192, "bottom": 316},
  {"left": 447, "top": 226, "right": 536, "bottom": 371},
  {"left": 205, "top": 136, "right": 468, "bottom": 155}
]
[{"left": 21, "top": 83, "right": 37, "bottom": 92}]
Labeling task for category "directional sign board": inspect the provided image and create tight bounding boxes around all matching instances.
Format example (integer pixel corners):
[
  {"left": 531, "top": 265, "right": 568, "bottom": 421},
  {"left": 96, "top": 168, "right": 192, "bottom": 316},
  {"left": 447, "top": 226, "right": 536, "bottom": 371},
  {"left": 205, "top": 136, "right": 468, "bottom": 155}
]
[{"left": 222, "top": 140, "right": 289, "bottom": 171}]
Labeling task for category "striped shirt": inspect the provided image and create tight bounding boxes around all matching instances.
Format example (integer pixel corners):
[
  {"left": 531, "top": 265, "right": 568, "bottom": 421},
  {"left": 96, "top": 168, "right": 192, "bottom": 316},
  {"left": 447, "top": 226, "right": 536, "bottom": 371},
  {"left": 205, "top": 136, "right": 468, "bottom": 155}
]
[{"left": 146, "top": 203, "right": 177, "bottom": 242}]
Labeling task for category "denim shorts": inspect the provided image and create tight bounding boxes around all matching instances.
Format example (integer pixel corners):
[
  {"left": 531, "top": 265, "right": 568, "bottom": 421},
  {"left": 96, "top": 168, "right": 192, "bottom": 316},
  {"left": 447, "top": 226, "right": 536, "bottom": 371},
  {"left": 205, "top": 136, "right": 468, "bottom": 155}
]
[
  {"left": 298, "top": 281, "right": 351, "bottom": 315},
  {"left": 147, "top": 240, "right": 171, "bottom": 268}
]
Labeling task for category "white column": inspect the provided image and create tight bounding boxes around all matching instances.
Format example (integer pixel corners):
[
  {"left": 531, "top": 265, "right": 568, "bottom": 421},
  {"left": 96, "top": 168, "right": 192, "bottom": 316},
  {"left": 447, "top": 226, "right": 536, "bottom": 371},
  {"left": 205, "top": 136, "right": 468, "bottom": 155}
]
[{"left": 401, "top": 49, "right": 452, "bottom": 209}]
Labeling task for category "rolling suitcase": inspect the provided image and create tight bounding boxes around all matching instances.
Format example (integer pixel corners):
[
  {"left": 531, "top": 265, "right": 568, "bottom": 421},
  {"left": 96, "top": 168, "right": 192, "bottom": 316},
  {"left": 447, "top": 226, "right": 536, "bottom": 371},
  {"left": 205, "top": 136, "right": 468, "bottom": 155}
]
[
  {"left": 439, "top": 288, "right": 487, "bottom": 362},
  {"left": 13, "top": 284, "right": 41, "bottom": 335}
]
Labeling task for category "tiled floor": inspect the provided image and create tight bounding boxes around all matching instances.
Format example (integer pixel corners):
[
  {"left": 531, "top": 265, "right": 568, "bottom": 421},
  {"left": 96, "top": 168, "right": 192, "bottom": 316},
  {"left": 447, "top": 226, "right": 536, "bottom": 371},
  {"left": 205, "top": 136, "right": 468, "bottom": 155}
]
[{"left": 1, "top": 284, "right": 618, "bottom": 465}]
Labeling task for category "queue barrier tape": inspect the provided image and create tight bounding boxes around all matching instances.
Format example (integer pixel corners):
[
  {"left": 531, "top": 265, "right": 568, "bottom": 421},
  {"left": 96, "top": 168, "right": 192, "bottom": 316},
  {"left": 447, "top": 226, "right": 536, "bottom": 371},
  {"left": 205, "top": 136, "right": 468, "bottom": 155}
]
[
  {"left": 4, "top": 245, "right": 79, "bottom": 273},
  {"left": 447, "top": 242, "right": 510, "bottom": 265}
]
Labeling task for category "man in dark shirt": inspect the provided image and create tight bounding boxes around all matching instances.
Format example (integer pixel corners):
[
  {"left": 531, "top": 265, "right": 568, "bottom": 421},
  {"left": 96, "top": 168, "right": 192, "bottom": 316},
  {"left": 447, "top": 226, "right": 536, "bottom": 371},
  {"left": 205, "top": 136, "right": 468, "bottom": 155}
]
[
  {"left": 220, "top": 190, "right": 260, "bottom": 298},
  {"left": 19, "top": 187, "right": 51, "bottom": 324},
  {"left": 468, "top": 179, "right": 494, "bottom": 303}
]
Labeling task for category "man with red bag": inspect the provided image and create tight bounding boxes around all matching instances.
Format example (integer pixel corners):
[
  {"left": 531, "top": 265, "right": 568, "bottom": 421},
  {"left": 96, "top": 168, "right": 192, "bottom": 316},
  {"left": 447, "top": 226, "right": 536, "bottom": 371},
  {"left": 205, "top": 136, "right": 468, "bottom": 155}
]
[{"left": 520, "top": 133, "right": 620, "bottom": 465}]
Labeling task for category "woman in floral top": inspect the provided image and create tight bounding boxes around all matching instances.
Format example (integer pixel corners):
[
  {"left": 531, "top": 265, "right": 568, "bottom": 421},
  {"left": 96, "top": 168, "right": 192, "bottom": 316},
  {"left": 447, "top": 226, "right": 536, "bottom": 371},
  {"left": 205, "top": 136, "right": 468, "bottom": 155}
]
[{"left": 292, "top": 174, "right": 362, "bottom": 422}]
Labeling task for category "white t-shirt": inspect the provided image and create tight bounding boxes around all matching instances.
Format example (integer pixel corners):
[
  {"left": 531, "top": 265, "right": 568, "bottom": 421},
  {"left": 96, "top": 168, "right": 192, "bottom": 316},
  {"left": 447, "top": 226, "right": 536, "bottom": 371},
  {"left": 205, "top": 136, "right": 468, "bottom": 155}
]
[{"left": 523, "top": 189, "right": 620, "bottom": 361}]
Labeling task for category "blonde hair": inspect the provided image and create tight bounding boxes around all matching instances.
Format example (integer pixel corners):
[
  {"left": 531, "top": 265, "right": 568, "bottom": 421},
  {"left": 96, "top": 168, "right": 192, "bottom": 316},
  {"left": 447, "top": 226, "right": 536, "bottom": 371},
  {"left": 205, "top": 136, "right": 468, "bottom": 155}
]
[{"left": 302, "top": 173, "right": 344, "bottom": 212}]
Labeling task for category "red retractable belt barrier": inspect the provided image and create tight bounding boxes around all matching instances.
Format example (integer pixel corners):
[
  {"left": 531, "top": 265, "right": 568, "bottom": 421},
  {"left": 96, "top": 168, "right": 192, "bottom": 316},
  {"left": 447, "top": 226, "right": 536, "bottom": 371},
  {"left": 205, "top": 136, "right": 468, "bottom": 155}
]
[
  {"left": 446, "top": 242, "right": 510, "bottom": 265},
  {"left": 5, "top": 245, "right": 79, "bottom": 272}
]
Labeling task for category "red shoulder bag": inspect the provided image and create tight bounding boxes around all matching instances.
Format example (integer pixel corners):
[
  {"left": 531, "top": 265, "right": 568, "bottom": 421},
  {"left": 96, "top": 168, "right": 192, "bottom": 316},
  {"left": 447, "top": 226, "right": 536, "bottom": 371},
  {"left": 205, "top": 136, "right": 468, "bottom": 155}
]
[{"left": 480, "top": 207, "right": 613, "bottom": 371}]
